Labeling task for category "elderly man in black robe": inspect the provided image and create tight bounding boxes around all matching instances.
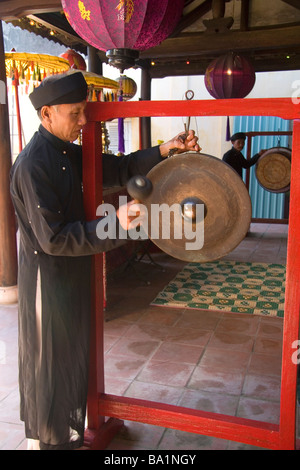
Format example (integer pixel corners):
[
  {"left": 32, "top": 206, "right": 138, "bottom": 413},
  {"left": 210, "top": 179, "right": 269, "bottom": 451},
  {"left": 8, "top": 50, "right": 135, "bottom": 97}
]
[{"left": 10, "top": 72, "right": 200, "bottom": 450}]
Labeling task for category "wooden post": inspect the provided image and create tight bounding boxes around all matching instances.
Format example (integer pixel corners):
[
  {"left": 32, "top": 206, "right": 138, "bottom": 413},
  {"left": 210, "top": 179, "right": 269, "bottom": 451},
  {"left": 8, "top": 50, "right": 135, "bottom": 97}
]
[
  {"left": 87, "top": 46, "right": 103, "bottom": 75},
  {"left": 82, "top": 121, "right": 123, "bottom": 449},
  {"left": 0, "top": 21, "right": 18, "bottom": 304},
  {"left": 140, "top": 64, "right": 151, "bottom": 149},
  {"left": 278, "top": 118, "right": 300, "bottom": 449}
]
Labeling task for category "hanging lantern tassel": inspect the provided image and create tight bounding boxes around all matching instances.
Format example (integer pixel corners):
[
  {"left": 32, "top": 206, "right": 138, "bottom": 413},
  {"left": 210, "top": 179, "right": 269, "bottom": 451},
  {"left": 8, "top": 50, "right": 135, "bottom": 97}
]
[{"left": 118, "top": 91, "right": 125, "bottom": 155}]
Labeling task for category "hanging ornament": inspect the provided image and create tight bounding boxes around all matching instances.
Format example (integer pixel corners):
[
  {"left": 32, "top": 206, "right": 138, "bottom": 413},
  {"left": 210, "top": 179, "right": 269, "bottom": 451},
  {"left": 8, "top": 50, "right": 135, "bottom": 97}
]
[
  {"left": 62, "top": 0, "right": 184, "bottom": 72},
  {"left": 115, "top": 76, "right": 137, "bottom": 154},
  {"left": 204, "top": 52, "right": 256, "bottom": 99},
  {"left": 116, "top": 75, "right": 137, "bottom": 101},
  {"left": 60, "top": 49, "right": 87, "bottom": 70},
  {"left": 5, "top": 52, "right": 70, "bottom": 152}
]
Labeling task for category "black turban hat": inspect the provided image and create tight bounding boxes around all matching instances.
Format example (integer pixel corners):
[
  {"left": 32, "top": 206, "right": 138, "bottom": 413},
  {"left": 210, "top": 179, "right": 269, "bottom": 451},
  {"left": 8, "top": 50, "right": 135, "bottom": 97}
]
[
  {"left": 29, "top": 72, "right": 88, "bottom": 110},
  {"left": 230, "top": 132, "right": 247, "bottom": 142}
]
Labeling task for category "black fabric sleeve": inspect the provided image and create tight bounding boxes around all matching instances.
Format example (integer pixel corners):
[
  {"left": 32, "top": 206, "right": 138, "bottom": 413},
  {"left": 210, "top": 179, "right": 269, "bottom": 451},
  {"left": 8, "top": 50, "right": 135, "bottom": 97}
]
[
  {"left": 102, "top": 146, "right": 163, "bottom": 188},
  {"left": 12, "top": 159, "right": 127, "bottom": 257},
  {"left": 242, "top": 153, "right": 260, "bottom": 169}
]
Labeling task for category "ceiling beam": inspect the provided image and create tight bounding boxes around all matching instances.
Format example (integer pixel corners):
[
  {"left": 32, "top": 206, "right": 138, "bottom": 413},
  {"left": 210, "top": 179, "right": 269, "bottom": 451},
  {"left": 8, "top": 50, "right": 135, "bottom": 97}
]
[
  {"left": 281, "top": 0, "right": 300, "bottom": 10},
  {"left": 149, "top": 55, "right": 300, "bottom": 78},
  {"left": 140, "top": 25, "right": 300, "bottom": 58},
  {"left": 170, "top": 0, "right": 212, "bottom": 36},
  {"left": 0, "top": 0, "right": 61, "bottom": 20}
]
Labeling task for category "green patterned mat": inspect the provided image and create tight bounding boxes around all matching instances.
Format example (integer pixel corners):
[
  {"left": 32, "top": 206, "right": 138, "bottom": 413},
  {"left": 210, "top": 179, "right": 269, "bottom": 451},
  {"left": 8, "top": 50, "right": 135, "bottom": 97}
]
[{"left": 151, "top": 260, "right": 286, "bottom": 317}]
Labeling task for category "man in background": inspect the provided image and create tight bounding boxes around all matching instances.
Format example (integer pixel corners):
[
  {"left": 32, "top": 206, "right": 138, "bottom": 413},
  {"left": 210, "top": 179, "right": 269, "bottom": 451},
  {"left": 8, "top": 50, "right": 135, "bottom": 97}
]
[{"left": 223, "top": 132, "right": 265, "bottom": 178}]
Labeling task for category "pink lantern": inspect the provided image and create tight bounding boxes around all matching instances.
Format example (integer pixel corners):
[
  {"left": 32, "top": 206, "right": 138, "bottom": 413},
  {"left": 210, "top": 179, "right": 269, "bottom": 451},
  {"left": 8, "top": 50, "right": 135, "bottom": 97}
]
[
  {"left": 62, "top": 0, "right": 184, "bottom": 71},
  {"left": 205, "top": 52, "right": 256, "bottom": 99}
]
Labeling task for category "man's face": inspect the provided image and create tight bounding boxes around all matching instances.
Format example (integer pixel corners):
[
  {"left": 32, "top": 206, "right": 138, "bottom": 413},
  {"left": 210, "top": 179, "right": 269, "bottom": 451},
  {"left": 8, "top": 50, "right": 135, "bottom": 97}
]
[
  {"left": 232, "top": 139, "right": 245, "bottom": 152},
  {"left": 46, "top": 101, "right": 87, "bottom": 142}
]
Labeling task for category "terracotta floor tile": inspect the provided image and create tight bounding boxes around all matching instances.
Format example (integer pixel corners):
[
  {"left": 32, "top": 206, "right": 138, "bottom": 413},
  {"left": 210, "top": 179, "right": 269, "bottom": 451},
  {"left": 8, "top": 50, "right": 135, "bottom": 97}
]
[
  {"left": 124, "top": 381, "right": 184, "bottom": 405},
  {"left": 104, "top": 377, "right": 132, "bottom": 396},
  {"left": 107, "top": 337, "right": 160, "bottom": 360},
  {"left": 137, "top": 360, "right": 195, "bottom": 387},
  {"left": 215, "top": 314, "right": 260, "bottom": 336},
  {"left": 0, "top": 363, "right": 19, "bottom": 393},
  {"left": 178, "top": 389, "right": 239, "bottom": 416},
  {"left": 165, "top": 326, "right": 212, "bottom": 347},
  {"left": 257, "top": 318, "right": 284, "bottom": 340},
  {"left": 242, "top": 374, "right": 281, "bottom": 401},
  {"left": 107, "top": 421, "right": 166, "bottom": 450},
  {"left": 151, "top": 342, "right": 203, "bottom": 364},
  {"left": 137, "top": 307, "right": 183, "bottom": 326},
  {"left": 187, "top": 365, "right": 245, "bottom": 395},
  {"left": 0, "top": 423, "right": 26, "bottom": 451},
  {"left": 124, "top": 323, "right": 171, "bottom": 341},
  {"left": 158, "top": 428, "right": 228, "bottom": 450},
  {"left": 237, "top": 396, "right": 281, "bottom": 424},
  {"left": 207, "top": 330, "right": 254, "bottom": 352},
  {"left": 227, "top": 440, "right": 269, "bottom": 450},
  {"left": 253, "top": 337, "right": 282, "bottom": 356},
  {"left": 103, "top": 335, "right": 120, "bottom": 353},
  {"left": 199, "top": 347, "right": 251, "bottom": 372},
  {"left": 176, "top": 310, "right": 222, "bottom": 330},
  {"left": 248, "top": 353, "right": 282, "bottom": 377},
  {"left": 0, "top": 388, "right": 21, "bottom": 425},
  {"left": 104, "top": 319, "right": 133, "bottom": 337},
  {"left": 104, "top": 355, "right": 146, "bottom": 380}
]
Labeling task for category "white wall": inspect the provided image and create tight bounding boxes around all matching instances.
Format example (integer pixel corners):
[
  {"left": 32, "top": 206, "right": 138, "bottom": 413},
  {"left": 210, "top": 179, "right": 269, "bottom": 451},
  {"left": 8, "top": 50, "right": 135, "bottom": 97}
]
[
  {"left": 10, "top": 65, "right": 300, "bottom": 161},
  {"left": 150, "top": 70, "right": 300, "bottom": 159},
  {"left": 103, "top": 64, "right": 300, "bottom": 158}
]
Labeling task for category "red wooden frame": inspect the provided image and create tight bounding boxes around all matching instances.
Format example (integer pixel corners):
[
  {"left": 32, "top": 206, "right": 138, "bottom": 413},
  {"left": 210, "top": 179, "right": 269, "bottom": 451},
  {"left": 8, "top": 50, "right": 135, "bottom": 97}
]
[{"left": 82, "top": 98, "right": 300, "bottom": 450}]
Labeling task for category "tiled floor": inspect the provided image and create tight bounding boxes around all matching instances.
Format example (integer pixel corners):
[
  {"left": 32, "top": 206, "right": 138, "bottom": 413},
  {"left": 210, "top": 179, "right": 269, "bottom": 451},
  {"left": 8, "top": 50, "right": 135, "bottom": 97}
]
[{"left": 0, "top": 223, "right": 299, "bottom": 450}]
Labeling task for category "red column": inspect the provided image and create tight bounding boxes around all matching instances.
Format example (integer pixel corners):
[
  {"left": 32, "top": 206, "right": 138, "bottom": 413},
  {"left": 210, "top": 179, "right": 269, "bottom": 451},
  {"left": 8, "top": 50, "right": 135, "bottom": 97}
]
[
  {"left": 82, "top": 120, "right": 123, "bottom": 449},
  {"left": 279, "top": 118, "right": 300, "bottom": 449}
]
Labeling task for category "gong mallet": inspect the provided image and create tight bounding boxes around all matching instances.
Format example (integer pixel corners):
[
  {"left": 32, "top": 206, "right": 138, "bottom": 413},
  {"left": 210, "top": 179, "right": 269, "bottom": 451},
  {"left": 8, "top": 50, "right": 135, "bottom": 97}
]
[
  {"left": 127, "top": 175, "right": 153, "bottom": 202},
  {"left": 126, "top": 175, "right": 153, "bottom": 234},
  {"left": 126, "top": 176, "right": 154, "bottom": 272}
]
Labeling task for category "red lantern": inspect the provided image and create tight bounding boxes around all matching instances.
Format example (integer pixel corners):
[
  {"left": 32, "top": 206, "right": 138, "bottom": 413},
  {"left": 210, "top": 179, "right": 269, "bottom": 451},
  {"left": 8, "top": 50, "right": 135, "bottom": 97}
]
[
  {"left": 62, "top": 0, "right": 184, "bottom": 71},
  {"left": 60, "top": 49, "right": 87, "bottom": 70},
  {"left": 116, "top": 75, "right": 137, "bottom": 101},
  {"left": 204, "top": 52, "right": 256, "bottom": 99}
]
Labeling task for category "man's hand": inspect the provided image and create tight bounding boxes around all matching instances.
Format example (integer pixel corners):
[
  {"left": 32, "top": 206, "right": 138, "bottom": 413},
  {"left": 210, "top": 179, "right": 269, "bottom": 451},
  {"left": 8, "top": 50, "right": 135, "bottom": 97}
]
[
  {"left": 116, "top": 200, "right": 147, "bottom": 232},
  {"left": 159, "top": 130, "right": 201, "bottom": 158}
]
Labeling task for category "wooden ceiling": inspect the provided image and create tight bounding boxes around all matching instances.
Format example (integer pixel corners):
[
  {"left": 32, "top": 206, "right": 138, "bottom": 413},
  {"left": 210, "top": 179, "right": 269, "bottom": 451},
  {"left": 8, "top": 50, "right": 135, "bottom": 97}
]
[{"left": 1, "top": 0, "right": 300, "bottom": 77}]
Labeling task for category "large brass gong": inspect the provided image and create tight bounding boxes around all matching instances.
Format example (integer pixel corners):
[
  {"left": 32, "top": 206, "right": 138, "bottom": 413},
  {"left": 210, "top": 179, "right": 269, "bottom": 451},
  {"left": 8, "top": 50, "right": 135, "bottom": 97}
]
[
  {"left": 255, "top": 147, "right": 291, "bottom": 193},
  {"left": 139, "top": 153, "right": 252, "bottom": 263}
]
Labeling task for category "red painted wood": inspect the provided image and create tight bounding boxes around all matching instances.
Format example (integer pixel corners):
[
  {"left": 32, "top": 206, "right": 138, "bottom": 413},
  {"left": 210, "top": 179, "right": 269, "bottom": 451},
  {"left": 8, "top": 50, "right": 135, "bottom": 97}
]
[
  {"left": 86, "top": 98, "right": 300, "bottom": 122},
  {"left": 99, "top": 393, "right": 280, "bottom": 449},
  {"left": 84, "top": 418, "right": 124, "bottom": 450},
  {"left": 278, "top": 119, "right": 300, "bottom": 449},
  {"left": 82, "top": 122, "right": 105, "bottom": 432},
  {"left": 82, "top": 98, "right": 300, "bottom": 450}
]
